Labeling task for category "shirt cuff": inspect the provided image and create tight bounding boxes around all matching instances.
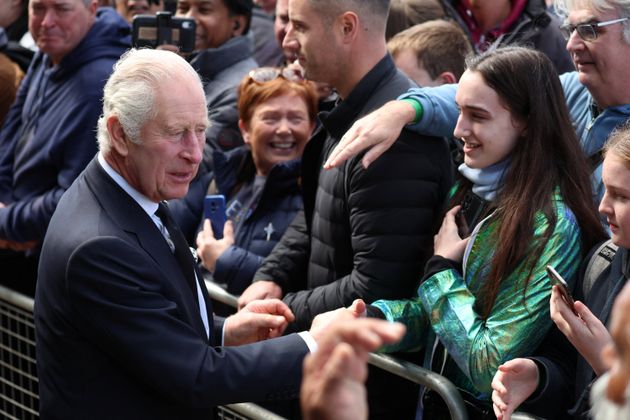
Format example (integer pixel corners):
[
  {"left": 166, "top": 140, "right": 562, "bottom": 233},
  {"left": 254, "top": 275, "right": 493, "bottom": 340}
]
[{"left": 298, "top": 331, "right": 318, "bottom": 353}]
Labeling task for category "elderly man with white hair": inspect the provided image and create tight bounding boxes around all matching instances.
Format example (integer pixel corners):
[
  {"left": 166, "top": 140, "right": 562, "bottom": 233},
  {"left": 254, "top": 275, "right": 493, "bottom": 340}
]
[{"left": 34, "top": 48, "right": 343, "bottom": 420}]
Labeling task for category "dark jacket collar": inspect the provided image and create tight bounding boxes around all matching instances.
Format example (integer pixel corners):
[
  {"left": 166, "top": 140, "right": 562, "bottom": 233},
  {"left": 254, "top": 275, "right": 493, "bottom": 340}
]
[{"left": 319, "top": 54, "right": 397, "bottom": 140}]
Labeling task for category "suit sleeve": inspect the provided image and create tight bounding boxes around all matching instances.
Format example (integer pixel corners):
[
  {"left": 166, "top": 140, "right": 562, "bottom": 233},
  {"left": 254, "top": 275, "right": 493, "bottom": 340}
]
[
  {"left": 66, "top": 236, "right": 308, "bottom": 407},
  {"left": 282, "top": 133, "right": 453, "bottom": 331},
  {"left": 253, "top": 210, "right": 310, "bottom": 293}
]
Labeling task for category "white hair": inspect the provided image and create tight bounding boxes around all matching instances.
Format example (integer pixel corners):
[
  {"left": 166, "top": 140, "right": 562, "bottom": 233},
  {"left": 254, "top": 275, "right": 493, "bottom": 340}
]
[
  {"left": 97, "top": 48, "right": 206, "bottom": 154},
  {"left": 554, "top": 0, "right": 630, "bottom": 42}
]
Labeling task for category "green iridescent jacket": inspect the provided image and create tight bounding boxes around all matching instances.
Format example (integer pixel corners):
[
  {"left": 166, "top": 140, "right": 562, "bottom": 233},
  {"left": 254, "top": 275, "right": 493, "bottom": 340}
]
[{"left": 372, "top": 193, "right": 583, "bottom": 400}]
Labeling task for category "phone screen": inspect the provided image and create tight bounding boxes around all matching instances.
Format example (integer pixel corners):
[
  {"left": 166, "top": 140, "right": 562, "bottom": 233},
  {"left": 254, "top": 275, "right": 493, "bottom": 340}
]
[{"left": 546, "top": 265, "right": 578, "bottom": 315}]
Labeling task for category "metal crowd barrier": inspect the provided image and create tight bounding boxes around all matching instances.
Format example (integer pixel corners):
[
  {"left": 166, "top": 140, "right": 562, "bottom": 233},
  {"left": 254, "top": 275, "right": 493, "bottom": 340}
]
[
  {"left": 0, "top": 285, "right": 38, "bottom": 420},
  {"left": 204, "top": 280, "right": 471, "bottom": 420},
  {"left": 205, "top": 280, "right": 544, "bottom": 420},
  {"left": 0, "top": 281, "right": 543, "bottom": 420},
  {"left": 0, "top": 284, "right": 284, "bottom": 420}
]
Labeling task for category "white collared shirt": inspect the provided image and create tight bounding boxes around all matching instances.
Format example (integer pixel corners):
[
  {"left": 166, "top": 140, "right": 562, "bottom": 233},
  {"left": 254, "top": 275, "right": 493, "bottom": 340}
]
[{"left": 97, "top": 153, "right": 210, "bottom": 339}]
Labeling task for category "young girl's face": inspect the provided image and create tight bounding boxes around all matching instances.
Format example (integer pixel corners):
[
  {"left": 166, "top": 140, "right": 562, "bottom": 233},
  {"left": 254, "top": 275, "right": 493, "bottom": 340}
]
[
  {"left": 600, "top": 153, "right": 630, "bottom": 247},
  {"left": 454, "top": 70, "right": 525, "bottom": 169}
]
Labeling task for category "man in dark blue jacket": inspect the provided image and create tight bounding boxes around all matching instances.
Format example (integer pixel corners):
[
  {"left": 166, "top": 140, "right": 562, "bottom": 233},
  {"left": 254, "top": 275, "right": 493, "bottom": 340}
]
[{"left": 0, "top": 2, "right": 129, "bottom": 295}]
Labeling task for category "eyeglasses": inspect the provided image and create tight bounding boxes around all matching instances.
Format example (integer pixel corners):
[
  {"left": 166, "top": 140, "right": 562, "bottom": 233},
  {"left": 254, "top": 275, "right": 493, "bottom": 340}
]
[
  {"left": 560, "top": 17, "right": 629, "bottom": 41},
  {"left": 248, "top": 66, "right": 305, "bottom": 83}
]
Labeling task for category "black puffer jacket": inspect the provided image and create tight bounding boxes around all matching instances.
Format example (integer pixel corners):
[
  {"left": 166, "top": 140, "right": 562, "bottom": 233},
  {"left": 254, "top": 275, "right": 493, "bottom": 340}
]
[{"left": 254, "top": 55, "right": 453, "bottom": 331}]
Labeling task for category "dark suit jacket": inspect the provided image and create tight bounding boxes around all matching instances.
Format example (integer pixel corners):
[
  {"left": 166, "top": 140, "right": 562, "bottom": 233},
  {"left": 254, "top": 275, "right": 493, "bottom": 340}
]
[{"left": 35, "top": 158, "right": 308, "bottom": 420}]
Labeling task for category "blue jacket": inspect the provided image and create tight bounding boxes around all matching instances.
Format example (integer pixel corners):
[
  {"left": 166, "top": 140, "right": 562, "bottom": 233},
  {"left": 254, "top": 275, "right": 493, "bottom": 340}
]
[
  {"left": 0, "top": 8, "right": 130, "bottom": 244},
  {"left": 399, "top": 71, "right": 630, "bottom": 203},
  {"left": 170, "top": 147, "right": 303, "bottom": 295}
]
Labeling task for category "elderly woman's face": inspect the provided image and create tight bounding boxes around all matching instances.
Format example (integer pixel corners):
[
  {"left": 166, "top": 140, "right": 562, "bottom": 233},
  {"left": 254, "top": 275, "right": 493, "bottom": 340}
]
[{"left": 240, "top": 93, "right": 314, "bottom": 176}]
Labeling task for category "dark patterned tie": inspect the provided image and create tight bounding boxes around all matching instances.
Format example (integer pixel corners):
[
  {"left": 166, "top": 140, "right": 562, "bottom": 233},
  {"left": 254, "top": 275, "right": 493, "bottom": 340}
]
[{"left": 155, "top": 202, "right": 197, "bottom": 297}]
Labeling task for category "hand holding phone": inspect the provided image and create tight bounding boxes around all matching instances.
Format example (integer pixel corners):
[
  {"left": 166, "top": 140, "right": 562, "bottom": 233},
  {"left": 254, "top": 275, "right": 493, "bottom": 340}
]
[
  {"left": 204, "top": 195, "right": 226, "bottom": 240},
  {"left": 546, "top": 265, "right": 578, "bottom": 316},
  {"left": 132, "top": 11, "right": 196, "bottom": 53}
]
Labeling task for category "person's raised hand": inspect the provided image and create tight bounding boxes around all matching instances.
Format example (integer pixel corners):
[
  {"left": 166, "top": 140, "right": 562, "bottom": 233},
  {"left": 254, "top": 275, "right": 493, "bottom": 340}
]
[
  {"left": 223, "top": 299, "right": 295, "bottom": 346},
  {"left": 196, "top": 219, "right": 235, "bottom": 272},
  {"left": 491, "top": 358, "right": 540, "bottom": 420},
  {"left": 550, "top": 286, "right": 612, "bottom": 375},
  {"left": 323, "top": 100, "right": 416, "bottom": 170}
]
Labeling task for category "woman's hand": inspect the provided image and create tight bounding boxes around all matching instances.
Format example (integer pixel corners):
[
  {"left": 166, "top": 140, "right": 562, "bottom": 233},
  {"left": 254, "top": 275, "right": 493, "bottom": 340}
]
[
  {"left": 434, "top": 206, "right": 470, "bottom": 263},
  {"left": 323, "top": 100, "right": 416, "bottom": 170},
  {"left": 196, "top": 219, "right": 235, "bottom": 272},
  {"left": 550, "top": 286, "right": 612, "bottom": 375}
]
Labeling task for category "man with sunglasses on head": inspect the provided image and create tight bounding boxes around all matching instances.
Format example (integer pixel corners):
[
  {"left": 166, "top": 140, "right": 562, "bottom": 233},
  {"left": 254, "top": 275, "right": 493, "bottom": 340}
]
[
  {"left": 238, "top": 0, "right": 453, "bottom": 416},
  {"left": 324, "top": 0, "right": 630, "bottom": 208}
]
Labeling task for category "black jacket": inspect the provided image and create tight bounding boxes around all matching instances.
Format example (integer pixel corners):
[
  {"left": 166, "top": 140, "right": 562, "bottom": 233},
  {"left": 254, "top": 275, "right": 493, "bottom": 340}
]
[{"left": 254, "top": 55, "right": 453, "bottom": 331}]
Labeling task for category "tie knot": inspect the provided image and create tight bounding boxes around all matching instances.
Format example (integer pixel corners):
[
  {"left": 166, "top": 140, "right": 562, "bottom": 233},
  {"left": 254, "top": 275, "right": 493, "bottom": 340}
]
[{"left": 156, "top": 201, "right": 170, "bottom": 220}]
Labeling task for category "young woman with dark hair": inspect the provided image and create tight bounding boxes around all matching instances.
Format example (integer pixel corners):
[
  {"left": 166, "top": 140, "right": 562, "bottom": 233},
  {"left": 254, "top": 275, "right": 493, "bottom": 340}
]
[{"left": 362, "top": 46, "right": 606, "bottom": 416}]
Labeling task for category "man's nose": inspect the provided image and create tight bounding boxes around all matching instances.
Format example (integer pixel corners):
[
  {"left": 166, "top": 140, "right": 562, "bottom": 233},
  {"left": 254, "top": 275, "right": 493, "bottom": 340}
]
[
  {"left": 182, "top": 131, "right": 203, "bottom": 163},
  {"left": 282, "top": 23, "right": 299, "bottom": 52},
  {"left": 40, "top": 8, "right": 57, "bottom": 27}
]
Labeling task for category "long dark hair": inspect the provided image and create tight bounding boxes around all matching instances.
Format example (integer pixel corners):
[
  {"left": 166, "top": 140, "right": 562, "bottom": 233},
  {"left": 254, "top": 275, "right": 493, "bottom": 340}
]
[{"left": 450, "top": 46, "right": 606, "bottom": 318}]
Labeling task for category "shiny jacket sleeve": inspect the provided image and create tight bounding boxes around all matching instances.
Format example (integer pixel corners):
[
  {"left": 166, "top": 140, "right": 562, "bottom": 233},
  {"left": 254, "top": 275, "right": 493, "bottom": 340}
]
[{"left": 373, "top": 200, "right": 583, "bottom": 395}]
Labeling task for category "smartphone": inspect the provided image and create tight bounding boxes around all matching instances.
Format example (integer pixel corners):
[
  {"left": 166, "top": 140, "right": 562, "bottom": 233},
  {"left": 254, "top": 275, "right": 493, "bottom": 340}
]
[
  {"left": 456, "top": 191, "right": 487, "bottom": 238},
  {"left": 546, "top": 265, "right": 578, "bottom": 315},
  {"left": 204, "top": 195, "right": 226, "bottom": 240},
  {"left": 132, "top": 11, "right": 196, "bottom": 53}
]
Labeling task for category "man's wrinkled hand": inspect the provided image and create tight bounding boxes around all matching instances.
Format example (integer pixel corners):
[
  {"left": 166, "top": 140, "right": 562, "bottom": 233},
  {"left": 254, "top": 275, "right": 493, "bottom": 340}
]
[{"left": 224, "top": 299, "right": 294, "bottom": 346}]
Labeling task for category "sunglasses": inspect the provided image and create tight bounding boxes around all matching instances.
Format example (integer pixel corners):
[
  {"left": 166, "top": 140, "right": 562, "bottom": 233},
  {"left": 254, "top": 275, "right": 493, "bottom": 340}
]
[
  {"left": 248, "top": 67, "right": 305, "bottom": 83},
  {"left": 560, "top": 17, "right": 628, "bottom": 42}
]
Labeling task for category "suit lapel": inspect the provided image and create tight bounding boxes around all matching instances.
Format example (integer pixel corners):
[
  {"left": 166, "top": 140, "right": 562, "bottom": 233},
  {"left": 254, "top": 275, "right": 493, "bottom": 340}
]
[{"left": 84, "top": 159, "right": 211, "bottom": 341}]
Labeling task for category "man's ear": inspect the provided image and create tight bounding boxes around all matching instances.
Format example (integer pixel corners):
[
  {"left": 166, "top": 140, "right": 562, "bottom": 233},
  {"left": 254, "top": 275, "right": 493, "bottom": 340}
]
[
  {"left": 107, "top": 115, "right": 131, "bottom": 157},
  {"left": 88, "top": 0, "right": 99, "bottom": 16},
  {"left": 238, "top": 119, "right": 251, "bottom": 144},
  {"left": 232, "top": 15, "right": 247, "bottom": 37},
  {"left": 339, "top": 11, "right": 359, "bottom": 43},
  {"left": 436, "top": 71, "right": 458, "bottom": 85}
]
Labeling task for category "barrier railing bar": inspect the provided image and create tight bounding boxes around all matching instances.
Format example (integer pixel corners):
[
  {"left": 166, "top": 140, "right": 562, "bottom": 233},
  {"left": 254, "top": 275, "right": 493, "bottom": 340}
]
[
  {"left": 0, "top": 376, "right": 39, "bottom": 398},
  {"left": 0, "top": 408, "right": 20, "bottom": 420},
  {"left": 204, "top": 280, "right": 239, "bottom": 308},
  {"left": 223, "top": 403, "right": 288, "bottom": 420},
  {"left": 368, "top": 353, "right": 467, "bottom": 420},
  {"left": 0, "top": 286, "right": 34, "bottom": 312},
  {"left": 0, "top": 306, "right": 36, "bottom": 327},
  {"left": 0, "top": 392, "right": 38, "bottom": 416},
  {"left": 0, "top": 327, "right": 36, "bottom": 347},
  {"left": 0, "top": 342, "right": 38, "bottom": 363},
  {"left": 203, "top": 279, "right": 469, "bottom": 420},
  {"left": 0, "top": 359, "right": 39, "bottom": 382}
]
